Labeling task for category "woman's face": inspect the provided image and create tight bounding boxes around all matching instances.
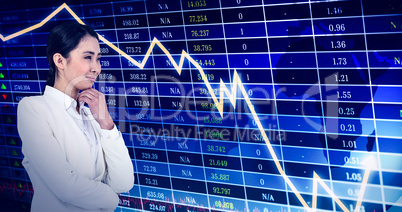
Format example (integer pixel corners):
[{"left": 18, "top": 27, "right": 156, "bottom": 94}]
[{"left": 63, "top": 35, "right": 101, "bottom": 92}]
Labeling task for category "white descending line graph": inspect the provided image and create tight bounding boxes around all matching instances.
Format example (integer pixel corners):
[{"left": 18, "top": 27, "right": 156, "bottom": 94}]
[{"left": 0, "top": 3, "right": 376, "bottom": 212}]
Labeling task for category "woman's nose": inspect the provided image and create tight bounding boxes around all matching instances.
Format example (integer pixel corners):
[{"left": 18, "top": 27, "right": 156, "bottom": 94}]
[{"left": 92, "top": 60, "right": 101, "bottom": 74}]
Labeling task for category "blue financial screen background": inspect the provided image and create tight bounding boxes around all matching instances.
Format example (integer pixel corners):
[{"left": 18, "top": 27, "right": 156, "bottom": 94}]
[{"left": 0, "top": 0, "right": 401, "bottom": 211}]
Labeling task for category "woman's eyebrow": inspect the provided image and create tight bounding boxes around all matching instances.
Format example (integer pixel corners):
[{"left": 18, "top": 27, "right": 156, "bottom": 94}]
[{"left": 83, "top": 51, "right": 101, "bottom": 56}]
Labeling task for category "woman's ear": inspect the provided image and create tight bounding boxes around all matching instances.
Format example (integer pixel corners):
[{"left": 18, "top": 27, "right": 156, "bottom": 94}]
[{"left": 53, "top": 53, "right": 65, "bottom": 71}]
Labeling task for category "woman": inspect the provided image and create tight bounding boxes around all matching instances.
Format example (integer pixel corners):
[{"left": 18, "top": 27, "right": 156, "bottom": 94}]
[{"left": 17, "top": 22, "right": 134, "bottom": 212}]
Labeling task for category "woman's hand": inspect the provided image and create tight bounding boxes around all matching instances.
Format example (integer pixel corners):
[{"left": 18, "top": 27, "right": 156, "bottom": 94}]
[{"left": 78, "top": 88, "right": 114, "bottom": 130}]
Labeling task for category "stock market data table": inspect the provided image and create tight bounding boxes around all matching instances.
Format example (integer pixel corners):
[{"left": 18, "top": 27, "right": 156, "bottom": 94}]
[{"left": 0, "top": 0, "right": 401, "bottom": 211}]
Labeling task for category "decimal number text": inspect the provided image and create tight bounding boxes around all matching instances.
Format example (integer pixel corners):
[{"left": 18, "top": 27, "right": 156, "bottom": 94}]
[
  {"left": 100, "top": 60, "right": 110, "bottom": 67},
  {"left": 213, "top": 186, "right": 231, "bottom": 195},
  {"left": 124, "top": 33, "right": 140, "bottom": 40},
  {"left": 149, "top": 203, "right": 165, "bottom": 212},
  {"left": 197, "top": 73, "right": 214, "bottom": 81},
  {"left": 143, "top": 165, "right": 157, "bottom": 173},
  {"left": 195, "top": 59, "right": 215, "bottom": 67},
  {"left": 98, "top": 73, "right": 113, "bottom": 80},
  {"left": 211, "top": 173, "right": 230, "bottom": 181},
  {"left": 100, "top": 86, "right": 114, "bottom": 93},
  {"left": 133, "top": 100, "right": 150, "bottom": 107},
  {"left": 333, "top": 57, "right": 347, "bottom": 66},
  {"left": 331, "top": 40, "right": 346, "bottom": 49},
  {"left": 345, "top": 172, "right": 362, "bottom": 181},
  {"left": 142, "top": 152, "right": 158, "bottom": 160},
  {"left": 207, "top": 145, "right": 226, "bottom": 153},
  {"left": 189, "top": 15, "right": 207, "bottom": 23},
  {"left": 204, "top": 117, "right": 222, "bottom": 124},
  {"left": 329, "top": 23, "right": 345, "bottom": 32},
  {"left": 209, "top": 159, "right": 228, "bottom": 167},
  {"left": 126, "top": 46, "right": 141, "bottom": 54},
  {"left": 342, "top": 140, "right": 357, "bottom": 149},
  {"left": 130, "top": 73, "right": 147, "bottom": 81},
  {"left": 340, "top": 124, "right": 356, "bottom": 132},
  {"left": 193, "top": 44, "right": 212, "bottom": 52},
  {"left": 147, "top": 191, "right": 164, "bottom": 199},
  {"left": 145, "top": 178, "right": 158, "bottom": 186},
  {"left": 338, "top": 107, "right": 354, "bottom": 116},
  {"left": 122, "top": 19, "right": 139, "bottom": 27},
  {"left": 215, "top": 200, "right": 234, "bottom": 210},
  {"left": 337, "top": 91, "right": 351, "bottom": 99},
  {"left": 187, "top": 0, "right": 207, "bottom": 8},
  {"left": 191, "top": 29, "right": 209, "bottom": 37},
  {"left": 201, "top": 102, "right": 217, "bottom": 110},
  {"left": 327, "top": 7, "right": 342, "bottom": 15},
  {"left": 199, "top": 88, "right": 217, "bottom": 96},
  {"left": 335, "top": 74, "right": 349, "bottom": 82}
]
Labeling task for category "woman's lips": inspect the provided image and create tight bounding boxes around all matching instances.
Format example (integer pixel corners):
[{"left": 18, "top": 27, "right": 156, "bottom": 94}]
[{"left": 85, "top": 76, "right": 96, "bottom": 82}]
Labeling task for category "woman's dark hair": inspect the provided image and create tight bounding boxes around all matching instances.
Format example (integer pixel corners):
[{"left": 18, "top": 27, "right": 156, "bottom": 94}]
[{"left": 45, "top": 21, "right": 98, "bottom": 90}]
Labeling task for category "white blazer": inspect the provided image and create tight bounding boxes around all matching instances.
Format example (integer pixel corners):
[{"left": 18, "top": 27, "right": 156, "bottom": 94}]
[{"left": 17, "top": 86, "right": 134, "bottom": 212}]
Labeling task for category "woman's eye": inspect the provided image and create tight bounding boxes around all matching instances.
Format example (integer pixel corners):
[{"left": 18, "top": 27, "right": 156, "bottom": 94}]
[
  {"left": 97, "top": 57, "right": 101, "bottom": 61},
  {"left": 85, "top": 56, "right": 92, "bottom": 60}
]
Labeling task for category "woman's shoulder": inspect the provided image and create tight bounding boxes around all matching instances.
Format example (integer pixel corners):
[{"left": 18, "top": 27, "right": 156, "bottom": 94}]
[
  {"left": 18, "top": 95, "right": 46, "bottom": 107},
  {"left": 17, "top": 95, "right": 49, "bottom": 115}
]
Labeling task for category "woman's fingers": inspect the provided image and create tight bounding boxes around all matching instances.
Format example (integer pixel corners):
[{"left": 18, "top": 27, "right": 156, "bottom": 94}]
[
  {"left": 77, "top": 88, "right": 113, "bottom": 129},
  {"left": 79, "top": 89, "right": 96, "bottom": 99},
  {"left": 78, "top": 89, "right": 100, "bottom": 104}
]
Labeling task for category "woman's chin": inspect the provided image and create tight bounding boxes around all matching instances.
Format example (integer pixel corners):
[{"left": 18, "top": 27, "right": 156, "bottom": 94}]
[{"left": 76, "top": 82, "right": 94, "bottom": 91}]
